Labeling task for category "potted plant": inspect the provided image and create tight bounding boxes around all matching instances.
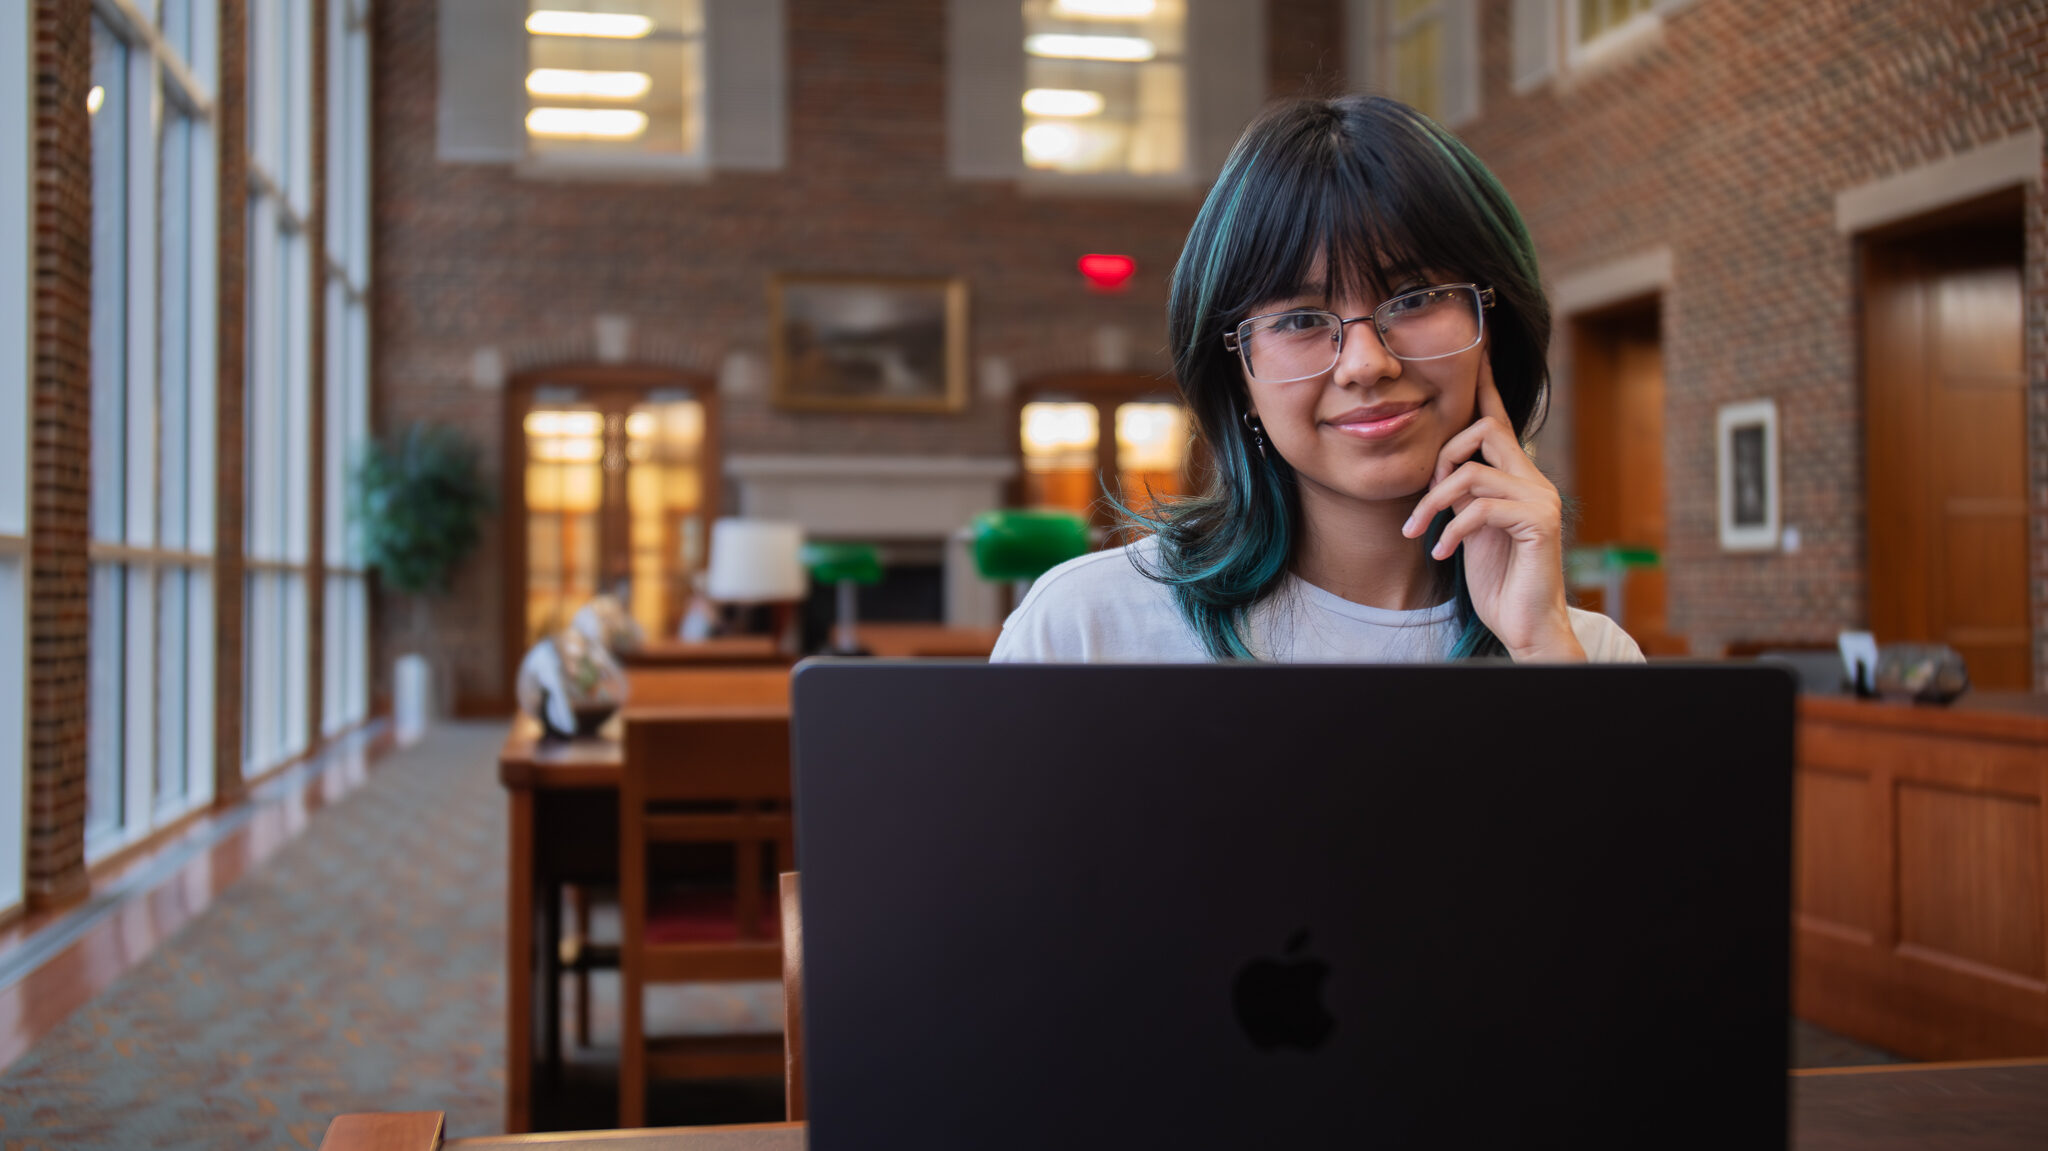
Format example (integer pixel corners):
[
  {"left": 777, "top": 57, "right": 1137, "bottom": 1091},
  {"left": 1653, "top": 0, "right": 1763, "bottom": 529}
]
[{"left": 351, "top": 422, "right": 493, "bottom": 733}]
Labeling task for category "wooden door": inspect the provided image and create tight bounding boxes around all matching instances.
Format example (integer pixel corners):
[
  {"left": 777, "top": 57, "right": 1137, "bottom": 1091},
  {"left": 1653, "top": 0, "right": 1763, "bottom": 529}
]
[
  {"left": 503, "top": 366, "right": 721, "bottom": 697},
  {"left": 1865, "top": 217, "right": 2028, "bottom": 689},
  {"left": 1015, "top": 371, "right": 1193, "bottom": 532},
  {"left": 1571, "top": 300, "right": 1674, "bottom": 650}
]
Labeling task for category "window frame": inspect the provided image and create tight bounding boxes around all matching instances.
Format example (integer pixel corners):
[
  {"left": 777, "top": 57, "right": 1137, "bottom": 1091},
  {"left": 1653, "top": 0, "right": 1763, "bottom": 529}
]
[
  {"left": 1563, "top": 0, "right": 1660, "bottom": 70},
  {"left": 83, "top": 0, "right": 220, "bottom": 861},
  {"left": 1014, "top": 0, "right": 1195, "bottom": 189},
  {"left": 242, "top": 0, "right": 315, "bottom": 777},
  {"left": 0, "top": 0, "right": 33, "bottom": 914},
  {"left": 517, "top": 0, "right": 712, "bottom": 178},
  {"left": 323, "top": 0, "right": 372, "bottom": 736}
]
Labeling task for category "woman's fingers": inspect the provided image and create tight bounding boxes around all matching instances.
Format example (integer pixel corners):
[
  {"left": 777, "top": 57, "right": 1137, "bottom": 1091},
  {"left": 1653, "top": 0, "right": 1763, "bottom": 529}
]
[
  {"left": 1431, "top": 415, "right": 1534, "bottom": 487},
  {"left": 1402, "top": 460, "right": 1550, "bottom": 538},
  {"left": 1429, "top": 496, "right": 1552, "bottom": 561}
]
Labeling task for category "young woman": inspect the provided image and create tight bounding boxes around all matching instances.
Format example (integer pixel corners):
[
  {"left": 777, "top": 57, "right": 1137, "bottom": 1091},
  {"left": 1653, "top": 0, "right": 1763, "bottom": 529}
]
[{"left": 991, "top": 95, "right": 1642, "bottom": 664}]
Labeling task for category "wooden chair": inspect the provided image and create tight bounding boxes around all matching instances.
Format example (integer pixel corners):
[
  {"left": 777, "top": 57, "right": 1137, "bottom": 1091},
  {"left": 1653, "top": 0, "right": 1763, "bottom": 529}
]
[
  {"left": 619, "top": 710, "right": 793, "bottom": 1128},
  {"left": 779, "top": 871, "right": 804, "bottom": 1121}
]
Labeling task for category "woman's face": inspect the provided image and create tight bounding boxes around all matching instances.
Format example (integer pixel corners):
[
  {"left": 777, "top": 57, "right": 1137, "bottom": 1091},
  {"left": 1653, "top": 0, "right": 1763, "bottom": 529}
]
[{"left": 1240, "top": 278, "right": 1485, "bottom": 511}]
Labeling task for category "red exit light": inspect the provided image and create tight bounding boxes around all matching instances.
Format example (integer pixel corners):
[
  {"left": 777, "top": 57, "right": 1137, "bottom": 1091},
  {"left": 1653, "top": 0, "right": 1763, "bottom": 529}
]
[{"left": 1078, "top": 253, "right": 1136, "bottom": 292}]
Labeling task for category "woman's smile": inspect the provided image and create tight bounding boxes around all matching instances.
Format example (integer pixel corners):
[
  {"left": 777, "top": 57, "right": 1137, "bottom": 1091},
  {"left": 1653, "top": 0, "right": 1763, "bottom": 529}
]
[{"left": 1323, "top": 399, "right": 1428, "bottom": 442}]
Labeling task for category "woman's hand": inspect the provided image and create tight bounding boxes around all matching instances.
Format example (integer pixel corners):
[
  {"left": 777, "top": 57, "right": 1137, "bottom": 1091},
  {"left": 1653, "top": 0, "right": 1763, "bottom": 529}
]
[{"left": 1399, "top": 356, "right": 1585, "bottom": 662}]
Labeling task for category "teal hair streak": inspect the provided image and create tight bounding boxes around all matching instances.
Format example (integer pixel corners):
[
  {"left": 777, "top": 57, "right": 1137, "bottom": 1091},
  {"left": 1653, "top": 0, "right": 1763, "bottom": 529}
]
[
  {"left": 1399, "top": 107, "right": 1544, "bottom": 311},
  {"left": 1174, "top": 140, "right": 1265, "bottom": 358}
]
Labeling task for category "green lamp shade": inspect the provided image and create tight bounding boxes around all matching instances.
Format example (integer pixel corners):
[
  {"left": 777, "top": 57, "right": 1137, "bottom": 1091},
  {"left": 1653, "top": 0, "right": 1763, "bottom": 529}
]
[
  {"left": 971, "top": 509, "right": 1091, "bottom": 582},
  {"left": 802, "top": 542, "right": 884, "bottom": 586}
]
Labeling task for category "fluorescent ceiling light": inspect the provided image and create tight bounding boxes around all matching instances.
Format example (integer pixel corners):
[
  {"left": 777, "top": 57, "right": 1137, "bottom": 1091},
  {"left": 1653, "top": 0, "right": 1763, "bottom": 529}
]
[
  {"left": 1053, "top": 0, "right": 1158, "bottom": 17},
  {"left": 526, "top": 68, "right": 653, "bottom": 100},
  {"left": 1023, "top": 88, "right": 1106, "bottom": 117},
  {"left": 86, "top": 85, "right": 105, "bottom": 115},
  {"left": 1022, "top": 123, "right": 1081, "bottom": 164},
  {"left": 525, "top": 107, "right": 650, "bottom": 139},
  {"left": 1024, "top": 33, "right": 1156, "bottom": 61},
  {"left": 525, "top": 10, "right": 654, "bottom": 38}
]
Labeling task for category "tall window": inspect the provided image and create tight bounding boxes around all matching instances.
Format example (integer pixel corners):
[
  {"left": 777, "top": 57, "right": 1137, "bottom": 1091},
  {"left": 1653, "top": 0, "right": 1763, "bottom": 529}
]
[
  {"left": 85, "top": 0, "right": 220, "bottom": 857},
  {"left": 1019, "top": 0, "right": 1186, "bottom": 176},
  {"left": 1570, "top": 0, "right": 1655, "bottom": 56},
  {"left": 0, "top": 0, "right": 32, "bottom": 912},
  {"left": 1348, "top": 0, "right": 1477, "bottom": 127},
  {"left": 523, "top": 0, "right": 706, "bottom": 170},
  {"left": 324, "top": 0, "right": 372, "bottom": 736},
  {"left": 245, "top": 0, "right": 313, "bottom": 776}
]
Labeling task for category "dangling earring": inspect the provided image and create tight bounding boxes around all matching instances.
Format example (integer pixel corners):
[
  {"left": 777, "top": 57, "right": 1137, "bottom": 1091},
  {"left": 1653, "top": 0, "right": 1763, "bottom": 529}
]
[{"left": 1242, "top": 410, "right": 1268, "bottom": 461}]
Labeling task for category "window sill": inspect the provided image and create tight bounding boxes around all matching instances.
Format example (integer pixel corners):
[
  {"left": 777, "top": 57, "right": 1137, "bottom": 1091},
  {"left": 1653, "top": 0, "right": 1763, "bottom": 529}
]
[
  {"left": 513, "top": 154, "right": 715, "bottom": 184},
  {"left": 1014, "top": 170, "right": 1204, "bottom": 201},
  {"left": 1562, "top": 12, "right": 1664, "bottom": 80}
]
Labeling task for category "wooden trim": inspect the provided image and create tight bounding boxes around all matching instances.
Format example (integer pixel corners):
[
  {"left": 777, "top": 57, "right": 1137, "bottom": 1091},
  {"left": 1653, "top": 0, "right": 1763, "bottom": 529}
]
[
  {"left": 1792, "top": 1056, "right": 2048, "bottom": 1077},
  {"left": 315, "top": 1111, "right": 445, "bottom": 1151},
  {"left": 85, "top": 542, "right": 213, "bottom": 567}
]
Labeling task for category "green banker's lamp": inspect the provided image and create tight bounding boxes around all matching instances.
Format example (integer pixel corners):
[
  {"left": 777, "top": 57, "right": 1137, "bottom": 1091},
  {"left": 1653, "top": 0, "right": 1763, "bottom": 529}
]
[
  {"left": 971, "top": 509, "right": 1091, "bottom": 606},
  {"left": 803, "top": 542, "right": 884, "bottom": 655}
]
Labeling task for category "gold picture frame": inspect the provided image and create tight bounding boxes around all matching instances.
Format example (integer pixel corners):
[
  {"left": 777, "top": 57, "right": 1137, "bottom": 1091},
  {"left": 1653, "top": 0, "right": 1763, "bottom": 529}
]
[{"left": 769, "top": 274, "right": 969, "bottom": 414}]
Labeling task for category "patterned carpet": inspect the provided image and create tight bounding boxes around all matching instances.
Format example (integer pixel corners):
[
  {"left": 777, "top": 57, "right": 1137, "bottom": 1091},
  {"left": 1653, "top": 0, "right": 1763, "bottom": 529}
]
[
  {"left": 0, "top": 723, "right": 782, "bottom": 1149},
  {"left": 0, "top": 721, "right": 1896, "bottom": 1149}
]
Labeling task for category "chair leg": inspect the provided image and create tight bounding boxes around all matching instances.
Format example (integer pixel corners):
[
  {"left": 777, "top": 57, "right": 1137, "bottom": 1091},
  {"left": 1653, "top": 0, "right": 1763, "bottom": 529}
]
[
  {"left": 541, "top": 883, "right": 563, "bottom": 1081},
  {"left": 620, "top": 954, "right": 644, "bottom": 1128},
  {"left": 573, "top": 887, "right": 592, "bottom": 1048}
]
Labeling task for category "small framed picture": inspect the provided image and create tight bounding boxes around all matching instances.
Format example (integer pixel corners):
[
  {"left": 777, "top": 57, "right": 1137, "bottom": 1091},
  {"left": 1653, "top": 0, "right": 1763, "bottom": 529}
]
[
  {"left": 1716, "top": 399, "right": 1779, "bottom": 552},
  {"left": 769, "top": 274, "right": 969, "bottom": 414}
]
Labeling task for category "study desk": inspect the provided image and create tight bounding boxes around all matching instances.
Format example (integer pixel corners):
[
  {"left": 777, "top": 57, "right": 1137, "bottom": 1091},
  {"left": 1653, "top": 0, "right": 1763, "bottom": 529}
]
[
  {"left": 320, "top": 1060, "right": 2048, "bottom": 1150},
  {"left": 500, "top": 666, "right": 794, "bottom": 1133}
]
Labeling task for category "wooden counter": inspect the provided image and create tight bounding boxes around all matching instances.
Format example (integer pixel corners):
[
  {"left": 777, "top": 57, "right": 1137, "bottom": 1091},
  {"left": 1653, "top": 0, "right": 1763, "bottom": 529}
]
[{"left": 1796, "top": 692, "right": 2048, "bottom": 1060}]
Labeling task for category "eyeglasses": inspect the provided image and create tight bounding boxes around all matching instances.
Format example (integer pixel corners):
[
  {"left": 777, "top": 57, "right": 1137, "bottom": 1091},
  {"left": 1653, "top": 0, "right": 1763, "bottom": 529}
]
[{"left": 1223, "top": 284, "right": 1497, "bottom": 384}]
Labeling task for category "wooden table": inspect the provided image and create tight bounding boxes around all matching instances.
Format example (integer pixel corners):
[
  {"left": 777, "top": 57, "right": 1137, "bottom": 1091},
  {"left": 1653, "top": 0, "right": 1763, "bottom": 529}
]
[
  {"left": 501, "top": 666, "right": 794, "bottom": 1133},
  {"left": 620, "top": 638, "right": 789, "bottom": 668},
  {"left": 322, "top": 1060, "right": 2048, "bottom": 1150}
]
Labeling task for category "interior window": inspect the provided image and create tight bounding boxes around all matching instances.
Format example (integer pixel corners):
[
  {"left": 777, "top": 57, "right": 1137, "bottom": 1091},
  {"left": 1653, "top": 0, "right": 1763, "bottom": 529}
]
[{"left": 1020, "top": 0, "right": 1187, "bottom": 177}]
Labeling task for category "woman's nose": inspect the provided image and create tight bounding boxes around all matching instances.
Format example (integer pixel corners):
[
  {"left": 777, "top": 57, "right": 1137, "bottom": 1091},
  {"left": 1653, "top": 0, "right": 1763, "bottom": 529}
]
[{"left": 1332, "top": 317, "right": 1400, "bottom": 386}]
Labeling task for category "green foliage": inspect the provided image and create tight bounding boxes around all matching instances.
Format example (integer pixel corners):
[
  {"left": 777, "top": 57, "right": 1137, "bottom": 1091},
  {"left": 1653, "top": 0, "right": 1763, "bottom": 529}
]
[{"left": 351, "top": 423, "right": 493, "bottom": 596}]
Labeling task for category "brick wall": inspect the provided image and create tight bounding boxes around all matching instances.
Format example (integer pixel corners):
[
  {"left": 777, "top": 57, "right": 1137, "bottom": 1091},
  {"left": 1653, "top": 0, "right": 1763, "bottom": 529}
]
[
  {"left": 1268, "top": 0, "right": 1347, "bottom": 99},
  {"left": 27, "top": 0, "right": 92, "bottom": 908},
  {"left": 1456, "top": 0, "right": 2048, "bottom": 664},
  {"left": 372, "top": 0, "right": 1318, "bottom": 705}
]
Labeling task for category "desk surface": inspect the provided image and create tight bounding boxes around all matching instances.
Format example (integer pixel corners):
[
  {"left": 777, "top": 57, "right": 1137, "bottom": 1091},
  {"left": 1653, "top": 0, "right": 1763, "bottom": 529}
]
[
  {"left": 501, "top": 667, "right": 792, "bottom": 790},
  {"left": 322, "top": 1060, "right": 2048, "bottom": 1150}
]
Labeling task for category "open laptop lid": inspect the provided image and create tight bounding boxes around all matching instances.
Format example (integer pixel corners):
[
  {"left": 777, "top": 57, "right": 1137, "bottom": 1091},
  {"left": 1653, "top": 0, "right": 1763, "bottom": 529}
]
[{"left": 792, "top": 663, "right": 1794, "bottom": 1150}]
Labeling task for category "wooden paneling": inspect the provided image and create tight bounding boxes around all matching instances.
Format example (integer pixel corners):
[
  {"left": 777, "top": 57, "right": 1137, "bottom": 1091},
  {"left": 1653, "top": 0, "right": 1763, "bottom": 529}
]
[
  {"left": 1796, "top": 768, "right": 1877, "bottom": 939},
  {"left": 1863, "top": 221, "right": 2028, "bottom": 689},
  {"left": 1896, "top": 784, "right": 2044, "bottom": 982},
  {"left": 1795, "top": 696, "right": 2048, "bottom": 1061}
]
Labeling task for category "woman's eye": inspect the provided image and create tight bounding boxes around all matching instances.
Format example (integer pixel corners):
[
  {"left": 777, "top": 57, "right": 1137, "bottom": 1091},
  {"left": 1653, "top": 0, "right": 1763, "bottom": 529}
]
[{"left": 1271, "top": 312, "right": 1325, "bottom": 333}]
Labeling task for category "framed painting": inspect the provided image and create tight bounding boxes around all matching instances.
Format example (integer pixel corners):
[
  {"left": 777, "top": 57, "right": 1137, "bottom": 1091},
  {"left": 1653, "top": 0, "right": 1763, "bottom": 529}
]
[
  {"left": 769, "top": 275, "right": 969, "bottom": 413},
  {"left": 1716, "top": 398, "right": 1779, "bottom": 552}
]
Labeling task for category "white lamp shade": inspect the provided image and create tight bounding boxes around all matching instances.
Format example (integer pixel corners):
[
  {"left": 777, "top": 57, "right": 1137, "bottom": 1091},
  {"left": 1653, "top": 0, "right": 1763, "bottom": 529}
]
[{"left": 704, "top": 518, "right": 809, "bottom": 603}]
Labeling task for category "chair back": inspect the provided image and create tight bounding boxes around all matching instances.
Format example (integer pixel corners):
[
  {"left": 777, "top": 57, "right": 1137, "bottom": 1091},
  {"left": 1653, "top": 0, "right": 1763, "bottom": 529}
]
[{"left": 618, "top": 708, "right": 795, "bottom": 1125}]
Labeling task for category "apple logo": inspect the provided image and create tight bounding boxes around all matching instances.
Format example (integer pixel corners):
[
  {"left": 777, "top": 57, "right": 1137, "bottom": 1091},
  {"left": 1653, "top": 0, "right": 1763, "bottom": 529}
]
[{"left": 1232, "top": 928, "right": 1335, "bottom": 1051}]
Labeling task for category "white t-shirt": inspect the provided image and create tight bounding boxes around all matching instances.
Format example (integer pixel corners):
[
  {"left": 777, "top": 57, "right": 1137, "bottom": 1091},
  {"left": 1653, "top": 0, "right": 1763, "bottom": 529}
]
[{"left": 990, "top": 537, "right": 1644, "bottom": 664}]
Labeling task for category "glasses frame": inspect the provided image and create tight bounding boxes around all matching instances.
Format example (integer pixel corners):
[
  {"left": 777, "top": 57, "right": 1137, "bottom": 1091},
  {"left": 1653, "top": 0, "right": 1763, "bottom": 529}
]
[{"left": 1222, "top": 283, "right": 1497, "bottom": 383}]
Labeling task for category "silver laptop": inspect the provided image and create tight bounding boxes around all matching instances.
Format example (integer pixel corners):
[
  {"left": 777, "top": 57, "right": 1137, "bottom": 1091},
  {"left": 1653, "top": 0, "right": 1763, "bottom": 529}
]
[{"left": 791, "top": 662, "right": 1794, "bottom": 1149}]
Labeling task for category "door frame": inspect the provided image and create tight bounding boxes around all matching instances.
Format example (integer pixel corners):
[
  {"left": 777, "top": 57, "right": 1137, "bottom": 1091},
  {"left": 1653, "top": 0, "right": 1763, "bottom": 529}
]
[
  {"left": 1011, "top": 370, "right": 1193, "bottom": 532},
  {"left": 501, "top": 362, "right": 722, "bottom": 698}
]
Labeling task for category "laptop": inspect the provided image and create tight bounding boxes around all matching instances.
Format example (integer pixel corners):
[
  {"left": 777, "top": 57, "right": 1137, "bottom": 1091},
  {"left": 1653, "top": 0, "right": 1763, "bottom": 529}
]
[{"left": 790, "top": 662, "right": 1794, "bottom": 1149}]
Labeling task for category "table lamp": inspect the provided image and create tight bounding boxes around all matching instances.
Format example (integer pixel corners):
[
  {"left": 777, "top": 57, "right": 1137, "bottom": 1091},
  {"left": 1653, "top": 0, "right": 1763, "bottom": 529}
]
[
  {"left": 705, "top": 518, "right": 810, "bottom": 652},
  {"left": 802, "top": 542, "right": 883, "bottom": 655},
  {"left": 970, "top": 509, "right": 1091, "bottom": 605}
]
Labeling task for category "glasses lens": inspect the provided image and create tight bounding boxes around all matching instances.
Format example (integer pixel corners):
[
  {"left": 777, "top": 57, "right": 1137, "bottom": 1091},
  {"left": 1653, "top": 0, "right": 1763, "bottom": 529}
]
[
  {"left": 1379, "top": 286, "right": 1483, "bottom": 361},
  {"left": 1239, "top": 311, "right": 1340, "bottom": 382}
]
